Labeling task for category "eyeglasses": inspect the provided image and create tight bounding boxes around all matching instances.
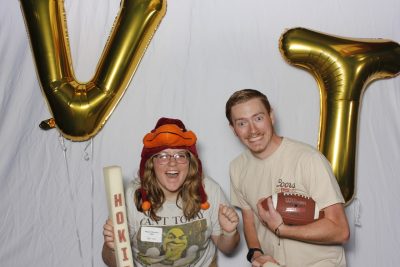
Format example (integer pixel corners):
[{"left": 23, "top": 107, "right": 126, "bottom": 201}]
[{"left": 153, "top": 152, "right": 189, "bottom": 165}]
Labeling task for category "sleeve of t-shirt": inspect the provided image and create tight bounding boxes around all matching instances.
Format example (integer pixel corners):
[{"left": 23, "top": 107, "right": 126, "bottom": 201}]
[
  {"left": 229, "top": 162, "right": 251, "bottom": 210},
  {"left": 205, "top": 177, "right": 225, "bottom": 236},
  {"left": 303, "top": 152, "right": 345, "bottom": 210}
]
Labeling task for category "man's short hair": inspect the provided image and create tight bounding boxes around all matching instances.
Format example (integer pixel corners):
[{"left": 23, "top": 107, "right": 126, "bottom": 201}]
[{"left": 225, "top": 89, "right": 271, "bottom": 125}]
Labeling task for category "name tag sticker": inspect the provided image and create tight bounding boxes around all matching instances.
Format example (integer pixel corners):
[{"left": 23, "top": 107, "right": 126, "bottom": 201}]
[{"left": 141, "top": 227, "right": 162, "bottom": 243}]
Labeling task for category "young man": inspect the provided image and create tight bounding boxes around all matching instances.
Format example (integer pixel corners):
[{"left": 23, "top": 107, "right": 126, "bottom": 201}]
[{"left": 226, "top": 89, "right": 349, "bottom": 267}]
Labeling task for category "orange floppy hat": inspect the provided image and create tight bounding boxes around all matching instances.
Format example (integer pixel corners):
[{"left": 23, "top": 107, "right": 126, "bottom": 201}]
[
  {"left": 143, "top": 123, "right": 197, "bottom": 148},
  {"left": 138, "top": 117, "right": 209, "bottom": 211}
]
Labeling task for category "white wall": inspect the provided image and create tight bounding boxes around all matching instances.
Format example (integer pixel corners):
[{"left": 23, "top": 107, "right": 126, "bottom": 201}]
[{"left": 1, "top": 0, "right": 399, "bottom": 266}]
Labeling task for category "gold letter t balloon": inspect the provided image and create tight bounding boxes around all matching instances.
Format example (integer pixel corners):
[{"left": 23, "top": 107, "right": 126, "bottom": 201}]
[
  {"left": 280, "top": 28, "right": 400, "bottom": 204},
  {"left": 20, "top": 0, "right": 167, "bottom": 141}
]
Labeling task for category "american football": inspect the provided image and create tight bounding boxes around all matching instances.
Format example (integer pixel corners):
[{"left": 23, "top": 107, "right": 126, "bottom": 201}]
[{"left": 261, "top": 192, "right": 324, "bottom": 225}]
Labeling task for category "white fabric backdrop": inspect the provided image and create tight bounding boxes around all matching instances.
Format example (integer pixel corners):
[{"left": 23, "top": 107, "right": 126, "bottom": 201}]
[{"left": 1, "top": 0, "right": 399, "bottom": 266}]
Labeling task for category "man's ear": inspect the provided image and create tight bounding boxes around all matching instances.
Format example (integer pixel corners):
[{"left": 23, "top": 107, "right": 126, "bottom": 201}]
[
  {"left": 270, "top": 109, "right": 276, "bottom": 125},
  {"left": 229, "top": 124, "right": 238, "bottom": 136}
]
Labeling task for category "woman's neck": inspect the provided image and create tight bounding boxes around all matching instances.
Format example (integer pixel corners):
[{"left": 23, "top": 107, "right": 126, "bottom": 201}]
[{"left": 163, "top": 190, "right": 178, "bottom": 202}]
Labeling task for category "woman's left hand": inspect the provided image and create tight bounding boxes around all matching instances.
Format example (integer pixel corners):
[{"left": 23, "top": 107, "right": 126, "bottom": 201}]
[{"left": 218, "top": 204, "right": 239, "bottom": 233}]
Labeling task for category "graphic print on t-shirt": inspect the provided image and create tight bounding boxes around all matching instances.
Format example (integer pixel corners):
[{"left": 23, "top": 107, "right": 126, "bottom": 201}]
[{"left": 136, "top": 218, "right": 208, "bottom": 266}]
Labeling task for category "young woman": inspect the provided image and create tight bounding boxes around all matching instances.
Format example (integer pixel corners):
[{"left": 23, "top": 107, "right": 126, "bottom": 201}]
[{"left": 102, "top": 117, "right": 240, "bottom": 267}]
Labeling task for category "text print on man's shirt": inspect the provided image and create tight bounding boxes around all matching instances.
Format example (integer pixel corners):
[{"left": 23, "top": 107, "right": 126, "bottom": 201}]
[{"left": 276, "top": 178, "right": 296, "bottom": 193}]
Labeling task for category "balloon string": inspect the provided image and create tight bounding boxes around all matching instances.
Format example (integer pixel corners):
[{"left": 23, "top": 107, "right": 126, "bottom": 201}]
[
  {"left": 83, "top": 138, "right": 95, "bottom": 267},
  {"left": 58, "top": 135, "right": 84, "bottom": 267},
  {"left": 353, "top": 197, "right": 362, "bottom": 227}
]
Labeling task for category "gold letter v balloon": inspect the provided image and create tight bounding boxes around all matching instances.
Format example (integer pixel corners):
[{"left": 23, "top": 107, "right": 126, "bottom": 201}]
[
  {"left": 280, "top": 27, "right": 400, "bottom": 204},
  {"left": 20, "top": 0, "right": 167, "bottom": 141}
]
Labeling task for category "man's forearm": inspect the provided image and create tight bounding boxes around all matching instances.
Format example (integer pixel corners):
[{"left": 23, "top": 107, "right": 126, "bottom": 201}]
[
  {"left": 242, "top": 209, "right": 262, "bottom": 248},
  {"left": 278, "top": 203, "right": 350, "bottom": 245}
]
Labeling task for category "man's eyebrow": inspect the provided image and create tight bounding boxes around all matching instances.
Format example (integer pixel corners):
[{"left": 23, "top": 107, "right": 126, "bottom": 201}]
[
  {"left": 233, "top": 118, "right": 246, "bottom": 123},
  {"left": 248, "top": 112, "right": 266, "bottom": 119},
  {"left": 234, "top": 113, "right": 263, "bottom": 121}
]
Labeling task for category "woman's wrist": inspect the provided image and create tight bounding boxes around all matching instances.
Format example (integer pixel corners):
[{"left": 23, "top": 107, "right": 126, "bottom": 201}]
[{"left": 222, "top": 228, "right": 238, "bottom": 237}]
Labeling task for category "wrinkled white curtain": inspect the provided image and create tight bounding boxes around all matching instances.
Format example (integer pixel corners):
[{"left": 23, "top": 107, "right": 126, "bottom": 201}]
[{"left": 1, "top": 0, "right": 399, "bottom": 266}]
